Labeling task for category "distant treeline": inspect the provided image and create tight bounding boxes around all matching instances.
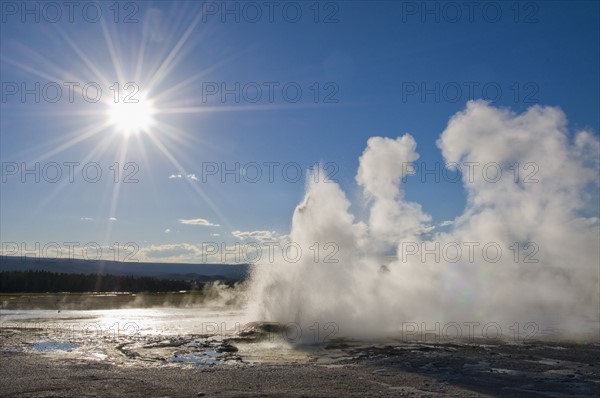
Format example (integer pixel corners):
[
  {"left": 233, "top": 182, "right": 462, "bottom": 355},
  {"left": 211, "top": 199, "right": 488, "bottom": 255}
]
[{"left": 0, "top": 270, "right": 195, "bottom": 293}]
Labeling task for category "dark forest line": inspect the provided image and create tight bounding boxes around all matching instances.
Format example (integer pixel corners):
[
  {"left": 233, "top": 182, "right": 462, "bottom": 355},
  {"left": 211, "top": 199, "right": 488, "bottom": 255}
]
[{"left": 0, "top": 270, "right": 196, "bottom": 293}]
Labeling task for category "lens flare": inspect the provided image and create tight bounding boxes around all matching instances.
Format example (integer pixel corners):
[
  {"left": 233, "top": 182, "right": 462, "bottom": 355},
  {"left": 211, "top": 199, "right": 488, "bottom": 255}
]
[{"left": 107, "top": 94, "right": 156, "bottom": 135}]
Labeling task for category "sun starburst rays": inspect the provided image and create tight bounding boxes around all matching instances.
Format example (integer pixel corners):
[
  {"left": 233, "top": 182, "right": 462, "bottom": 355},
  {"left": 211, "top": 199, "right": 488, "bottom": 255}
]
[
  {"left": 4, "top": 5, "right": 259, "bottom": 243},
  {"left": 106, "top": 93, "right": 156, "bottom": 136}
]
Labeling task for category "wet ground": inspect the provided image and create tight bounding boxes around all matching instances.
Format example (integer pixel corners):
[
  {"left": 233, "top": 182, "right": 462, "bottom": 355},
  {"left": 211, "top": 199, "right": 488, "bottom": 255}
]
[{"left": 1, "top": 319, "right": 599, "bottom": 397}]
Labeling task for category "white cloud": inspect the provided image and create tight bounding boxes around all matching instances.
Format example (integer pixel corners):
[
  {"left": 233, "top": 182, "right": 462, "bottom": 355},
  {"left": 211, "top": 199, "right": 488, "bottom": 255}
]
[
  {"left": 419, "top": 225, "right": 435, "bottom": 234},
  {"left": 439, "top": 220, "right": 453, "bottom": 227},
  {"left": 80, "top": 217, "right": 94, "bottom": 222},
  {"left": 140, "top": 243, "right": 201, "bottom": 260},
  {"left": 108, "top": 217, "right": 117, "bottom": 221},
  {"left": 232, "top": 230, "right": 279, "bottom": 242},
  {"left": 137, "top": 243, "right": 248, "bottom": 264},
  {"left": 164, "top": 228, "right": 171, "bottom": 233},
  {"left": 169, "top": 173, "right": 199, "bottom": 181},
  {"left": 179, "top": 218, "right": 220, "bottom": 227},
  {"left": 211, "top": 233, "right": 221, "bottom": 237}
]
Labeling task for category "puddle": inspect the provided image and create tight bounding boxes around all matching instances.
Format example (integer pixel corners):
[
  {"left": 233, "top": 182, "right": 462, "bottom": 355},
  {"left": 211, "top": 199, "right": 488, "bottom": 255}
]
[
  {"left": 28, "top": 341, "right": 80, "bottom": 352},
  {"left": 172, "top": 350, "right": 224, "bottom": 365},
  {"left": 1, "top": 347, "right": 21, "bottom": 353}
]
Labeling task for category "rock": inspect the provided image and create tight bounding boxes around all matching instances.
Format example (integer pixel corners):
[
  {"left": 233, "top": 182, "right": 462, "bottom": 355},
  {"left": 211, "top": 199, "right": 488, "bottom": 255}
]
[
  {"left": 325, "top": 342, "right": 350, "bottom": 350},
  {"left": 217, "top": 344, "right": 238, "bottom": 353}
]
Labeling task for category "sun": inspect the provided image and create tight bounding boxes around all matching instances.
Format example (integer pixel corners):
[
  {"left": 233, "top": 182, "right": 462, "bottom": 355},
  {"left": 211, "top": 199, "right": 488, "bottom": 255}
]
[{"left": 107, "top": 94, "right": 156, "bottom": 135}]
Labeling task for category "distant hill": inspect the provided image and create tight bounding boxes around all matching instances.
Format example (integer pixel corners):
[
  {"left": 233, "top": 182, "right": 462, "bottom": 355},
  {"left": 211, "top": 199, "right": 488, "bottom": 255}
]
[{"left": 0, "top": 256, "right": 250, "bottom": 282}]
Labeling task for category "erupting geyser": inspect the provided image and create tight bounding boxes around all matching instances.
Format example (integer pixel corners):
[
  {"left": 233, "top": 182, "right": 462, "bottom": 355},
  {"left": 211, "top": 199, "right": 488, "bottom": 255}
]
[{"left": 247, "top": 101, "right": 600, "bottom": 342}]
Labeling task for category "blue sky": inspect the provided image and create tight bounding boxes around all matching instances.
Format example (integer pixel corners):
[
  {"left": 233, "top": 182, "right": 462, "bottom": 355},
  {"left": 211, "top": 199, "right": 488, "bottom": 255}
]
[{"left": 1, "top": 1, "right": 599, "bottom": 262}]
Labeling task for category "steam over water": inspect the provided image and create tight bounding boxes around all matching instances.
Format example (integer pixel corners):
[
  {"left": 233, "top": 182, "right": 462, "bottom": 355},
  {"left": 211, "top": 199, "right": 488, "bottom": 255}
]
[{"left": 247, "top": 101, "right": 600, "bottom": 341}]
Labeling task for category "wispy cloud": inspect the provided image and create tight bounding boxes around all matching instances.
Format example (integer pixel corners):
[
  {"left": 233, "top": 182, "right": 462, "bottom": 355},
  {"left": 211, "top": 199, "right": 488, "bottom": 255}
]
[
  {"left": 164, "top": 228, "right": 171, "bottom": 233},
  {"left": 138, "top": 243, "right": 245, "bottom": 263},
  {"left": 141, "top": 243, "right": 201, "bottom": 259},
  {"left": 80, "top": 217, "right": 94, "bottom": 222},
  {"left": 179, "top": 218, "right": 220, "bottom": 227},
  {"left": 169, "top": 173, "right": 199, "bottom": 181},
  {"left": 108, "top": 217, "right": 117, "bottom": 221},
  {"left": 232, "top": 230, "right": 280, "bottom": 242}
]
